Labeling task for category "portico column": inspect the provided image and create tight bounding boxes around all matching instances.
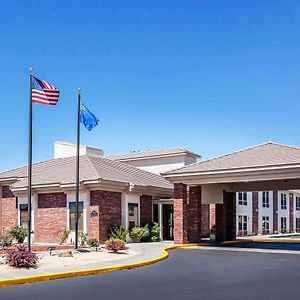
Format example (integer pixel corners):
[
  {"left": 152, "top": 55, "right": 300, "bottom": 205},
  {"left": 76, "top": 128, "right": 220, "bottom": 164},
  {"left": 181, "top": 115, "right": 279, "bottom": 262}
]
[
  {"left": 216, "top": 191, "right": 236, "bottom": 242},
  {"left": 188, "top": 186, "right": 202, "bottom": 242},
  {"left": 174, "top": 183, "right": 188, "bottom": 244}
]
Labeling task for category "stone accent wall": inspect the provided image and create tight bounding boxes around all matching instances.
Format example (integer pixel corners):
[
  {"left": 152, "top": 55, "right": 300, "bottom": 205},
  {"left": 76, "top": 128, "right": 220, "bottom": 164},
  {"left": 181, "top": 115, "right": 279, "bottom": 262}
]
[
  {"left": 252, "top": 192, "right": 259, "bottom": 235},
  {"left": 174, "top": 183, "right": 188, "bottom": 244},
  {"left": 89, "top": 190, "right": 121, "bottom": 242},
  {"left": 140, "top": 195, "right": 152, "bottom": 226},
  {"left": 36, "top": 193, "right": 67, "bottom": 243},
  {"left": 273, "top": 191, "right": 278, "bottom": 233},
  {"left": 289, "top": 193, "right": 294, "bottom": 232},
  {"left": 1, "top": 186, "right": 18, "bottom": 235},
  {"left": 188, "top": 186, "right": 202, "bottom": 242},
  {"left": 201, "top": 204, "right": 210, "bottom": 238}
]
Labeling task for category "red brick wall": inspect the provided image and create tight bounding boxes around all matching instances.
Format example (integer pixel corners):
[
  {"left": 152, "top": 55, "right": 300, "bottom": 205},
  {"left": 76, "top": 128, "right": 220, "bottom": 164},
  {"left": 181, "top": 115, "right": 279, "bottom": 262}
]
[
  {"left": 140, "top": 195, "right": 152, "bottom": 226},
  {"left": 216, "top": 191, "right": 236, "bottom": 242},
  {"left": 210, "top": 204, "right": 216, "bottom": 231},
  {"left": 188, "top": 186, "right": 202, "bottom": 242},
  {"left": 252, "top": 192, "right": 259, "bottom": 235},
  {"left": 174, "top": 183, "right": 188, "bottom": 244},
  {"left": 201, "top": 204, "right": 210, "bottom": 238},
  {"left": 89, "top": 190, "right": 121, "bottom": 242},
  {"left": 1, "top": 186, "right": 18, "bottom": 236},
  {"left": 36, "top": 193, "right": 67, "bottom": 243},
  {"left": 273, "top": 191, "right": 278, "bottom": 233}
]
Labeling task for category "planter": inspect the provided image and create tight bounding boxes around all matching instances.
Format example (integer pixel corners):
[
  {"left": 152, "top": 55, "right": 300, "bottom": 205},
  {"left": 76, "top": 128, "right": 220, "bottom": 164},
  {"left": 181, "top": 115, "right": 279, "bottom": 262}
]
[{"left": 126, "top": 234, "right": 141, "bottom": 243}]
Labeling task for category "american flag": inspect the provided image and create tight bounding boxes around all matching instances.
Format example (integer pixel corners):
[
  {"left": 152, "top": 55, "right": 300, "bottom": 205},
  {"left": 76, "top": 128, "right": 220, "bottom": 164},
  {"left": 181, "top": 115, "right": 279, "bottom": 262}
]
[{"left": 31, "top": 76, "right": 60, "bottom": 105}]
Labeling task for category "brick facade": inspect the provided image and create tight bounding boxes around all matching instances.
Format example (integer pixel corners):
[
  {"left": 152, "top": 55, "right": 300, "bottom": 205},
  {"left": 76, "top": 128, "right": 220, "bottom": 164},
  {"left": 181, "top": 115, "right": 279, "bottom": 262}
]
[
  {"left": 252, "top": 192, "right": 259, "bottom": 234},
  {"left": 140, "top": 195, "right": 152, "bottom": 226},
  {"left": 273, "top": 191, "right": 278, "bottom": 233},
  {"left": 201, "top": 204, "right": 210, "bottom": 238},
  {"left": 1, "top": 186, "right": 18, "bottom": 236},
  {"left": 215, "top": 191, "right": 236, "bottom": 242},
  {"left": 89, "top": 190, "right": 121, "bottom": 242},
  {"left": 174, "top": 183, "right": 188, "bottom": 244},
  {"left": 36, "top": 193, "right": 67, "bottom": 243},
  {"left": 188, "top": 186, "right": 202, "bottom": 242}
]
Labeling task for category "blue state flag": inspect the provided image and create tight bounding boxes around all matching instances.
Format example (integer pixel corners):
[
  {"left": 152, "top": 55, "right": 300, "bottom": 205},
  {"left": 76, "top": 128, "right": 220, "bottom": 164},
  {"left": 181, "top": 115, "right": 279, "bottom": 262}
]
[{"left": 80, "top": 104, "right": 99, "bottom": 131}]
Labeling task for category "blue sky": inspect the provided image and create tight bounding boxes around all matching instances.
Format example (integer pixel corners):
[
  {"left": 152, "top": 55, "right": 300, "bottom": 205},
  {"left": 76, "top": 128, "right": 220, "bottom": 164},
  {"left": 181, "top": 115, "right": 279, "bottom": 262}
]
[{"left": 1, "top": 0, "right": 300, "bottom": 171}]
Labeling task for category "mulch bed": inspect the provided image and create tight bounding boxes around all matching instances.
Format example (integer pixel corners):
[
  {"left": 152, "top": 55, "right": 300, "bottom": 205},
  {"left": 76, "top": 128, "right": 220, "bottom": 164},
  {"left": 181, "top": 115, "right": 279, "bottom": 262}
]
[{"left": 0, "top": 244, "right": 75, "bottom": 254}]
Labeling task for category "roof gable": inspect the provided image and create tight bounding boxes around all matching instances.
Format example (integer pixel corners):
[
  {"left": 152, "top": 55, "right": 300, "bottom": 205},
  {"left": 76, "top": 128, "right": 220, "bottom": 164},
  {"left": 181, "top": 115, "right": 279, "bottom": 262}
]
[
  {"left": 164, "top": 142, "right": 300, "bottom": 175},
  {"left": 0, "top": 155, "right": 172, "bottom": 190}
]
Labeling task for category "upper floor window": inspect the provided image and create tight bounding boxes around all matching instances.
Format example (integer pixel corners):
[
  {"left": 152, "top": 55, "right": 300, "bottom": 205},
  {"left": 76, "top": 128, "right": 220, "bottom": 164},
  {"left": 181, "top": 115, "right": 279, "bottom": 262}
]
[
  {"left": 262, "top": 191, "right": 270, "bottom": 208},
  {"left": 238, "top": 192, "right": 247, "bottom": 205},
  {"left": 281, "top": 193, "right": 287, "bottom": 210},
  {"left": 296, "top": 197, "right": 300, "bottom": 211}
]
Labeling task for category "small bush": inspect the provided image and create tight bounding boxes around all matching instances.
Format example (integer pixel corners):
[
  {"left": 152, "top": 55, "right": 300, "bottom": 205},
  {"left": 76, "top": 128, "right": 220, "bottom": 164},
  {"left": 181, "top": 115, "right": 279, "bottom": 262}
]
[
  {"left": 6, "top": 244, "right": 38, "bottom": 268},
  {"left": 109, "top": 225, "right": 127, "bottom": 242},
  {"left": 141, "top": 222, "right": 161, "bottom": 242},
  {"left": 10, "top": 225, "right": 27, "bottom": 243},
  {"left": 79, "top": 232, "right": 88, "bottom": 246},
  {"left": 129, "top": 226, "right": 149, "bottom": 239},
  {"left": 1, "top": 233, "right": 13, "bottom": 247},
  {"left": 105, "top": 239, "right": 126, "bottom": 253},
  {"left": 58, "top": 228, "right": 70, "bottom": 245},
  {"left": 87, "top": 238, "right": 100, "bottom": 248}
]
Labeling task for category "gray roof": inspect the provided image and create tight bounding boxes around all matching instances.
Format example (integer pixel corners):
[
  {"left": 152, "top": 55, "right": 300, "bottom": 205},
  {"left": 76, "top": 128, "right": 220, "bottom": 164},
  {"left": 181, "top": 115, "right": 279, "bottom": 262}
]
[
  {"left": 0, "top": 155, "right": 172, "bottom": 190},
  {"left": 107, "top": 147, "right": 200, "bottom": 161},
  {"left": 164, "top": 142, "right": 300, "bottom": 175}
]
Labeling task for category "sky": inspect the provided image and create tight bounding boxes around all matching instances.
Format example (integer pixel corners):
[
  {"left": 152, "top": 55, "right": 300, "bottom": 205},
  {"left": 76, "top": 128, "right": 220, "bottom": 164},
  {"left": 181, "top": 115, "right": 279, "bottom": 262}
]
[{"left": 1, "top": 0, "right": 300, "bottom": 171}]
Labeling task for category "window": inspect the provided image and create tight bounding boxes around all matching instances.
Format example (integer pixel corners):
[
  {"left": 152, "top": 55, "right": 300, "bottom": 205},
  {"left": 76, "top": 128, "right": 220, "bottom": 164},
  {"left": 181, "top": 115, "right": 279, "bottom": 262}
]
[
  {"left": 296, "top": 218, "right": 300, "bottom": 232},
  {"left": 281, "top": 217, "right": 287, "bottom": 233},
  {"left": 153, "top": 204, "right": 159, "bottom": 223},
  {"left": 262, "top": 192, "right": 270, "bottom": 208},
  {"left": 128, "top": 203, "right": 139, "bottom": 229},
  {"left": 238, "top": 215, "right": 247, "bottom": 236},
  {"left": 281, "top": 193, "right": 287, "bottom": 210},
  {"left": 69, "top": 202, "right": 83, "bottom": 231},
  {"left": 19, "top": 204, "right": 28, "bottom": 228},
  {"left": 262, "top": 216, "right": 270, "bottom": 234},
  {"left": 296, "top": 197, "right": 300, "bottom": 211},
  {"left": 238, "top": 192, "right": 247, "bottom": 205}
]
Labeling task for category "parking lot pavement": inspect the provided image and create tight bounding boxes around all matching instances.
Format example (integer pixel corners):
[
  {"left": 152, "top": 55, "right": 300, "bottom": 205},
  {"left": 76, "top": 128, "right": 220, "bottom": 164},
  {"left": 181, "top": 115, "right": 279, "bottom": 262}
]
[
  {"left": 1, "top": 248, "right": 300, "bottom": 300},
  {"left": 224, "top": 241, "right": 300, "bottom": 251}
]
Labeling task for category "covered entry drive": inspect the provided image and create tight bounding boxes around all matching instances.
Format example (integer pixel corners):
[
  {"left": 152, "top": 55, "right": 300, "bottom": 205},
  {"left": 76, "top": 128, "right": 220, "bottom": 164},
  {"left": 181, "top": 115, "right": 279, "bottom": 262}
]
[{"left": 163, "top": 142, "right": 300, "bottom": 244}]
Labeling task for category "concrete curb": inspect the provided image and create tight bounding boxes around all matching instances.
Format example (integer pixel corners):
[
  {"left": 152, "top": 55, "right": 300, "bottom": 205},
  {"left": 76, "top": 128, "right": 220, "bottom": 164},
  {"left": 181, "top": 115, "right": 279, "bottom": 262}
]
[
  {"left": 223, "top": 238, "right": 300, "bottom": 244},
  {"left": 0, "top": 243, "right": 207, "bottom": 287}
]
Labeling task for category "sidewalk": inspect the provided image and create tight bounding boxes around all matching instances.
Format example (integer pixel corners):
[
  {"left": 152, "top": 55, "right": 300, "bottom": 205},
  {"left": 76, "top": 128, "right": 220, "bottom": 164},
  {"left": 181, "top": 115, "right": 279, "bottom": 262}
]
[{"left": 0, "top": 242, "right": 174, "bottom": 280}]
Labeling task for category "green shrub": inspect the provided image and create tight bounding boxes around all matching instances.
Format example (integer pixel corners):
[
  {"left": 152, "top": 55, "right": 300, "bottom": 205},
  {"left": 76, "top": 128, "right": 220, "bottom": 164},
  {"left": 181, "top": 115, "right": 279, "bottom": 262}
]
[
  {"left": 1, "top": 233, "right": 13, "bottom": 247},
  {"left": 129, "top": 226, "right": 149, "bottom": 239},
  {"left": 79, "top": 232, "right": 88, "bottom": 246},
  {"left": 109, "top": 225, "right": 127, "bottom": 242},
  {"left": 87, "top": 238, "right": 100, "bottom": 248},
  {"left": 10, "top": 225, "right": 27, "bottom": 244},
  {"left": 141, "top": 222, "right": 161, "bottom": 242}
]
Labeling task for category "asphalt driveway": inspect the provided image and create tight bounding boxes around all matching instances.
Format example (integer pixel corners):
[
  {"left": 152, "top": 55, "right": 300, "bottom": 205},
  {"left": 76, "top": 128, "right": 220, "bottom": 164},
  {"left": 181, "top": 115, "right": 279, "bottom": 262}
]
[{"left": 1, "top": 248, "right": 300, "bottom": 300}]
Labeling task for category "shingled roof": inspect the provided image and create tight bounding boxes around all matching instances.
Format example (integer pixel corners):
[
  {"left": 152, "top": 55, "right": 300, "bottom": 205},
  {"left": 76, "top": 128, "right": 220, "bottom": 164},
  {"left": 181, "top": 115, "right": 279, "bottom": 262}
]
[
  {"left": 107, "top": 147, "right": 200, "bottom": 161},
  {"left": 0, "top": 155, "right": 172, "bottom": 190},
  {"left": 164, "top": 142, "right": 300, "bottom": 176}
]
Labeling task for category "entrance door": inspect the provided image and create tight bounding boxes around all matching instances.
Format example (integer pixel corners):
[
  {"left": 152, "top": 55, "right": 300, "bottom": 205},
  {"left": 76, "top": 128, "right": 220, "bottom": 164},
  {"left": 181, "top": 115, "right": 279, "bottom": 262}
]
[{"left": 163, "top": 204, "right": 174, "bottom": 240}]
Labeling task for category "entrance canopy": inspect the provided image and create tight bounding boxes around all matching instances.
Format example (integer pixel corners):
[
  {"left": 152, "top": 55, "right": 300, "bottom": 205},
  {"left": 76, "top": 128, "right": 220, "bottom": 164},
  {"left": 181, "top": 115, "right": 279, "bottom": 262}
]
[{"left": 163, "top": 142, "right": 300, "bottom": 193}]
